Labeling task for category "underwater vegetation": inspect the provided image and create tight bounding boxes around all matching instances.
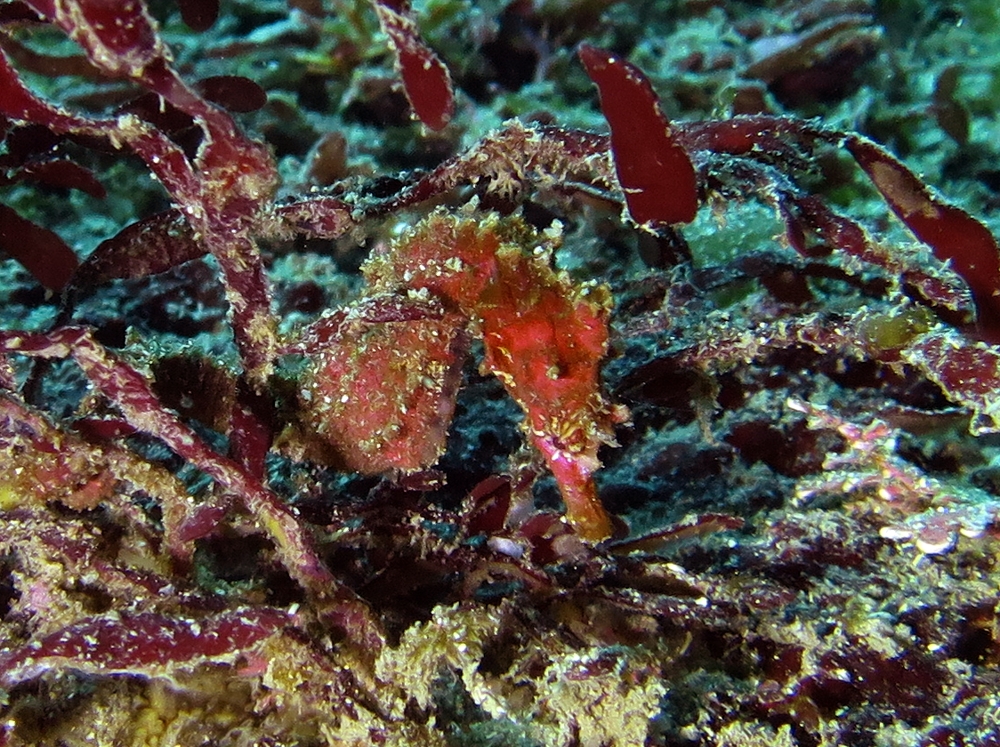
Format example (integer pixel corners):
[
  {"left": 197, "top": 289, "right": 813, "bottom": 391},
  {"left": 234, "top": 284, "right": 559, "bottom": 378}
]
[{"left": 1, "top": 0, "right": 1000, "bottom": 744}]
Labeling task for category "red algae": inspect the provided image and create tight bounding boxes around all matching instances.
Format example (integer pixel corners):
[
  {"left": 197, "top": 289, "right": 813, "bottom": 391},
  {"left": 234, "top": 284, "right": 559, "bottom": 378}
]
[{"left": 1, "top": 1, "right": 1000, "bottom": 745}]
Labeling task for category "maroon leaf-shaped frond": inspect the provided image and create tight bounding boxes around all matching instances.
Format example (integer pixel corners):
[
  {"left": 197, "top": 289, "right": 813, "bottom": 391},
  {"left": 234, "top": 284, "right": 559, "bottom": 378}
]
[
  {"left": 579, "top": 43, "right": 698, "bottom": 228},
  {"left": 847, "top": 135, "right": 1000, "bottom": 342},
  {"left": 0, "top": 607, "right": 291, "bottom": 689},
  {"left": 372, "top": 0, "right": 454, "bottom": 131},
  {"left": 0, "top": 203, "right": 78, "bottom": 291}
]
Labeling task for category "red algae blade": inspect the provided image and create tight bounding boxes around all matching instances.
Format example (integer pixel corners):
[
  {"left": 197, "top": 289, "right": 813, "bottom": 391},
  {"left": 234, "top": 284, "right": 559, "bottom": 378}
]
[
  {"left": 847, "top": 135, "right": 1000, "bottom": 341},
  {"left": 578, "top": 43, "right": 698, "bottom": 228},
  {"left": 0, "top": 204, "right": 78, "bottom": 291},
  {"left": 372, "top": 0, "right": 455, "bottom": 131},
  {"left": 0, "top": 608, "right": 290, "bottom": 689}
]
